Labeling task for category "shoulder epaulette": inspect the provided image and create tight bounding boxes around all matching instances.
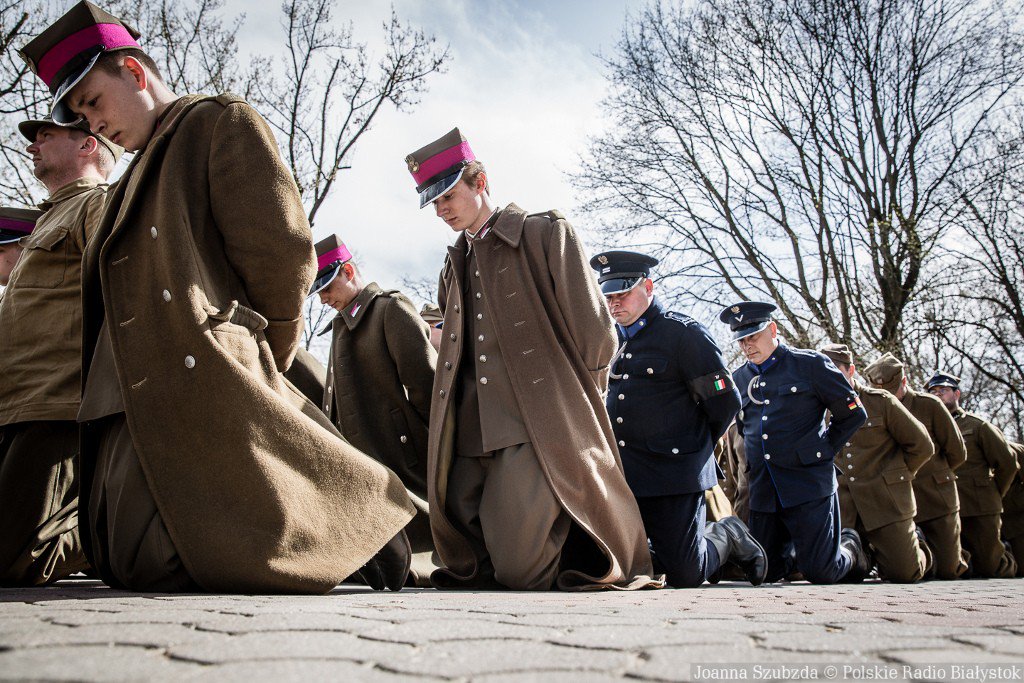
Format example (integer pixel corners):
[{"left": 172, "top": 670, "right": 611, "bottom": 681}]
[
  {"left": 664, "top": 310, "right": 696, "bottom": 327},
  {"left": 214, "top": 92, "right": 246, "bottom": 107},
  {"left": 527, "top": 209, "right": 565, "bottom": 221}
]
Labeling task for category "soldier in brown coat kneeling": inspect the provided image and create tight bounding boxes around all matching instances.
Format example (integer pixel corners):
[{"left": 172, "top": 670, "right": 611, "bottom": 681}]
[
  {"left": 407, "top": 128, "right": 661, "bottom": 591},
  {"left": 20, "top": 1, "right": 414, "bottom": 593}
]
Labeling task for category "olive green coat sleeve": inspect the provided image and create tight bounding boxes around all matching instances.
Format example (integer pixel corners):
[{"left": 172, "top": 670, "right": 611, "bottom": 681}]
[
  {"left": 886, "top": 396, "right": 934, "bottom": 476},
  {"left": 544, "top": 217, "right": 616, "bottom": 394},
  {"left": 208, "top": 102, "right": 314, "bottom": 371},
  {"left": 977, "top": 420, "right": 1020, "bottom": 498},
  {"left": 383, "top": 295, "right": 437, "bottom": 425}
]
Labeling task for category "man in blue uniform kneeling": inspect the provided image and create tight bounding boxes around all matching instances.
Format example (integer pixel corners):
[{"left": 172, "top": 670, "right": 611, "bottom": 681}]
[
  {"left": 594, "top": 251, "right": 767, "bottom": 587},
  {"left": 722, "top": 302, "right": 871, "bottom": 583}
]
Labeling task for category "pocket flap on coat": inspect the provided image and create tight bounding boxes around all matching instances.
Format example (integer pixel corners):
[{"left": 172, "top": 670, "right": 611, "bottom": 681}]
[
  {"left": 796, "top": 439, "right": 832, "bottom": 465},
  {"left": 883, "top": 469, "right": 910, "bottom": 485},
  {"left": 21, "top": 226, "right": 68, "bottom": 251},
  {"left": 932, "top": 471, "right": 955, "bottom": 484}
]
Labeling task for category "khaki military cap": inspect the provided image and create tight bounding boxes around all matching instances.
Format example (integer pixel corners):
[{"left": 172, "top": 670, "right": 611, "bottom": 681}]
[
  {"left": 419, "top": 303, "right": 443, "bottom": 326},
  {"left": 309, "top": 234, "right": 353, "bottom": 297},
  {"left": 820, "top": 343, "right": 853, "bottom": 366},
  {"left": 405, "top": 127, "right": 476, "bottom": 208},
  {"left": 863, "top": 353, "right": 905, "bottom": 394},
  {"left": 19, "top": 115, "right": 124, "bottom": 161},
  {"left": 19, "top": 1, "right": 142, "bottom": 124}
]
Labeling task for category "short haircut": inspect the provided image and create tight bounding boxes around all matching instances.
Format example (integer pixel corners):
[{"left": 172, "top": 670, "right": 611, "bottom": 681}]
[
  {"left": 62, "top": 126, "right": 116, "bottom": 174},
  {"left": 93, "top": 48, "right": 163, "bottom": 83},
  {"left": 461, "top": 160, "right": 489, "bottom": 193}
]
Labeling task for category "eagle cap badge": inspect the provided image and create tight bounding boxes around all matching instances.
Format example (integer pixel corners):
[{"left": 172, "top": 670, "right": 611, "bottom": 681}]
[
  {"left": 598, "top": 255, "right": 608, "bottom": 265},
  {"left": 406, "top": 155, "right": 419, "bottom": 173}
]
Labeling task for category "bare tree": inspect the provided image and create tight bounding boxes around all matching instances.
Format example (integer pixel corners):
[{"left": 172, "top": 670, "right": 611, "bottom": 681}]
[
  {"left": 0, "top": 0, "right": 248, "bottom": 207},
  {"left": 250, "top": 0, "right": 448, "bottom": 349},
  {"left": 921, "top": 114, "right": 1024, "bottom": 439},
  {"left": 577, "top": 0, "right": 1024, "bottom": 360}
]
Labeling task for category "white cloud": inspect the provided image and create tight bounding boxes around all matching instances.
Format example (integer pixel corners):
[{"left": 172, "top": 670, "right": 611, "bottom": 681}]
[{"left": 228, "top": 0, "right": 635, "bottom": 303}]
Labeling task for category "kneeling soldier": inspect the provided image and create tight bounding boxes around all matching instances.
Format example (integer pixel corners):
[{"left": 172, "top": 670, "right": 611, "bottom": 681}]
[
  {"left": 0, "top": 111, "right": 122, "bottom": 586},
  {"left": 409, "top": 128, "right": 660, "bottom": 590},
  {"left": 593, "top": 250, "right": 766, "bottom": 587},
  {"left": 22, "top": 1, "right": 414, "bottom": 593},
  {"left": 312, "top": 235, "right": 439, "bottom": 586},
  {"left": 821, "top": 344, "right": 934, "bottom": 582},
  {"left": 863, "top": 353, "right": 969, "bottom": 579},
  {"left": 723, "top": 303, "right": 870, "bottom": 583},
  {"left": 928, "top": 372, "right": 1019, "bottom": 578}
]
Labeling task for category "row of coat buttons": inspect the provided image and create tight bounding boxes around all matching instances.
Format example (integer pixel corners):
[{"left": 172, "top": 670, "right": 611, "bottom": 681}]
[{"left": 154, "top": 226, "right": 196, "bottom": 373}]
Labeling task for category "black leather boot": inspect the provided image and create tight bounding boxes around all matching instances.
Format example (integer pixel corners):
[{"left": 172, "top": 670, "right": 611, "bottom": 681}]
[
  {"left": 356, "top": 528, "right": 412, "bottom": 591},
  {"left": 840, "top": 528, "right": 871, "bottom": 582},
  {"left": 706, "top": 516, "right": 768, "bottom": 586}
]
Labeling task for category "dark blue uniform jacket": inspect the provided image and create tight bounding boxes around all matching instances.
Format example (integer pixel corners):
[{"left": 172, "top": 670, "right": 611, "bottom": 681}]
[
  {"left": 732, "top": 344, "right": 867, "bottom": 512},
  {"left": 607, "top": 299, "right": 741, "bottom": 497}
]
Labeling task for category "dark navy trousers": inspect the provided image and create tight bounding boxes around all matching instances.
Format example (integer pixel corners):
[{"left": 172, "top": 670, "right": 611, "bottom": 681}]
[
  {"left": 636, "top": 492, "right": 721, "bottom": 588},
  {"left": 748, "top": 492, "right": 851, "bottom": 584}
]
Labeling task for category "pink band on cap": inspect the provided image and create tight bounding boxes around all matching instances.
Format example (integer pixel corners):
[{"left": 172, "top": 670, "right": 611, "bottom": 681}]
[
  {"left": 317, "top": 245, "right": 352, "bottom": 271},
  {"left": 37, "top": 23, "right": 141, "bottom": 87},
  {"left": 412, "top": 141, "right": 475, "bottom": 186},
  {"left": 0, "top": 217, "right": 35, "bottom": 233}
]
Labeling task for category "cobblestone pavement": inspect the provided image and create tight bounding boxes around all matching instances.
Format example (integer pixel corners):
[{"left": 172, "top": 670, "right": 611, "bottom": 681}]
[{"left": 0, "top": 578, "right": 1021, "bottom": 681}]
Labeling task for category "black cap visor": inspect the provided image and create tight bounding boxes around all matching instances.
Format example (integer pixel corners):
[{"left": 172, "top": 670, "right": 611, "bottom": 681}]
[
  {"left": 0, "top": 231, "right": 28, "bottom": 245},
  {"left": 49, "top": 51, "right": 101, "bottom": 125},
  {"left": 599, "top": 276, "right": 645, "bottom": 296},
  {"left": 418, "top": 168, "right": 464, "bottom": 209},
  {"left": 732, "top": 319, "right": 771, "bottom": 342},
  {"left": 926, "top": 379, "right": 959, "bottom": 390},
  {"left": 308, "top": 263, "right": 341, "bottom": 297}
]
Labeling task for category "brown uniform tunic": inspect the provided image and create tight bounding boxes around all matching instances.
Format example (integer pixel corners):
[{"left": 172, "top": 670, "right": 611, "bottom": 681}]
[
  {"left": 837, "top": 381, "right": 933, "bottom": 582},
  {"left": 323, "top": 282, "right": 439, "bottom": 586},
  {"left": 0, "top": 178, "right": 108, "bottom": 585},
  {"left": 952, "top": 408, "right": 1019, "bottom": 577},
  {"left": 900, "top": 389, "right": 969, "bottom": 578}
]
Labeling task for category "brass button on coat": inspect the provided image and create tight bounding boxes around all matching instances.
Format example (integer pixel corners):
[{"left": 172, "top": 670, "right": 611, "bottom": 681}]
[
  {"left": 400, "top": 435, "right": 408, "bottom": 444},
  {"left": 162, "top": 289, "right": 171, "bottom": 302},
  {"left": 480, "top": 377, "right": 488, "bottom": 385},
  {"left": 150, "top": 226, "right": 158, "bottom": 238},
  {"left": 184, "top": 355, "right": 196, "bottom": 369}
]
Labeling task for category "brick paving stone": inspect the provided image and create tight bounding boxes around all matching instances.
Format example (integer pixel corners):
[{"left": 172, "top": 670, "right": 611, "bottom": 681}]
[
  {"left": 190, "top": 660, "right": 439, "bottom": 682},
  {"left": 0, "top": 579, "right": 1021, "bottom": 681},
  {"left": 167, "top": 630, "right": 414, "bottom": 665},
  {"left": 0, "top": 644, "right": 203, "bottom": 681},
  {"left": 381, "top": 639, "right": 641, "bottom": 678}
]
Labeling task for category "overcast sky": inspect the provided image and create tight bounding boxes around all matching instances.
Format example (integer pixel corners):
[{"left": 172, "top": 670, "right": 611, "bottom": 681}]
[{"left": 227, "top": 0, "right": 639, "bottom": 306}]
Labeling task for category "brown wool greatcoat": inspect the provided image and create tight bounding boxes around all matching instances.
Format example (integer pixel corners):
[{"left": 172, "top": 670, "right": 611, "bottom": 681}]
[
  {"left": 952, "top": 408, "right": 1020, "bottom": 517},
  {"left": 836, "top": 381, "right": 933, "bottom": 531},
  {"left": 283, "top": 347, "right": 327, "bottom": 406},
  {"left": 78, "top": 94, "right": 414, "bottom": 594},
  {"left": 899, "top": 389, "right": 966, "bottom": 522},
  {"left": 322, "top": 282, "right": 438, "bottom": 583},
  {"left": 428, "top": 203, "right": 659, "bottom": 591}
]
